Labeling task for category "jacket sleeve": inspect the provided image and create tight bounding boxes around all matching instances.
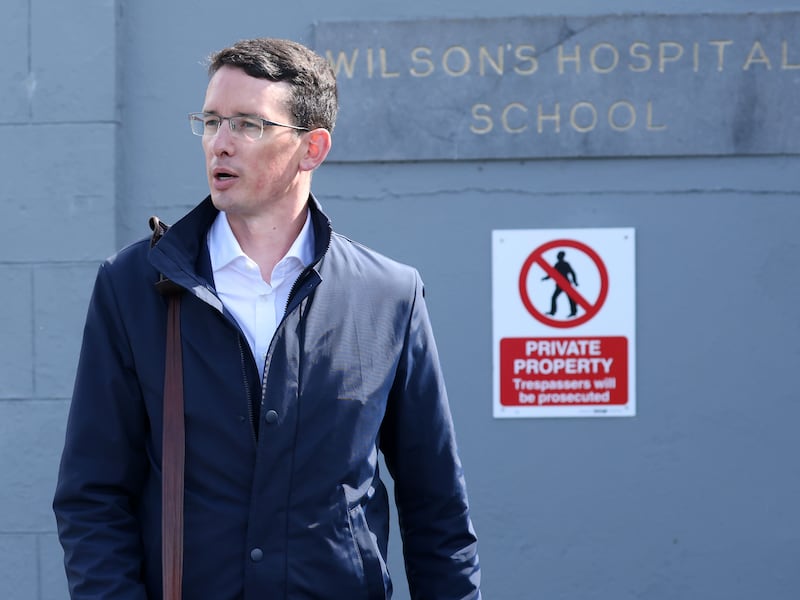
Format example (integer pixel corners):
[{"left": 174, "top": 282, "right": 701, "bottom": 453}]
[
  {"left": 53, "top": 263, "right": 150, "bottom": 600},
  {"left": 381, "top": 271, "right": 481, "bottom": 600}
]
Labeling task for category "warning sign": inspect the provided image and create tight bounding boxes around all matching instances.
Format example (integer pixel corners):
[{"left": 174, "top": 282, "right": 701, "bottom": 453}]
[
  {"left": 518, "top": 239, "right": 609, "bottom": 328},
  {"left": 493, "top": 228, "right": 635, "bottom": 418}
]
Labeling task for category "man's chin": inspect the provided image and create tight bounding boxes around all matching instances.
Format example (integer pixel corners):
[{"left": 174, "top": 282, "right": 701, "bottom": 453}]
[{"left": 209, "top": 192, "right": 231, "bottom": 211}]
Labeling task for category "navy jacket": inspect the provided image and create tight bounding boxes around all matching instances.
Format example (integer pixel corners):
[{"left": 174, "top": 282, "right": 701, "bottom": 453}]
[{"left": 53, "top": 196, "right": 480, "bottom": 599}]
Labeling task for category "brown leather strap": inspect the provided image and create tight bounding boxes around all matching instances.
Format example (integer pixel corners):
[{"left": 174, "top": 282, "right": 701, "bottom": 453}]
[
  {"left": 150, "top": 215, "right": 184, "bottom": 600},
  {"left": 162, "top": 293, "right": 184, "bottom": 600}
]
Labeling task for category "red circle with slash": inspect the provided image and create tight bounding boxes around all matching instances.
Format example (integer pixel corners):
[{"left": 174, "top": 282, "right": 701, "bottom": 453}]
[{"left": 518, "top": 238, "right": 609, "bottom": 328}]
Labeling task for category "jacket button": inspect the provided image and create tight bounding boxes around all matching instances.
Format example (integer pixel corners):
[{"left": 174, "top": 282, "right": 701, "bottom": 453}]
[
  {"left": 250, "top": 548, "right": 263, "bottom": 562},
  {"left": 264, "top": 410, "right": 279, "bottom": 424}
]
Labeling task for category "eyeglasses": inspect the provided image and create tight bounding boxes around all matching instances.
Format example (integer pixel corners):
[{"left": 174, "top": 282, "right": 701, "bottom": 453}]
[{"left": 188, "top": 112, "right": 309, "bottom": 141}]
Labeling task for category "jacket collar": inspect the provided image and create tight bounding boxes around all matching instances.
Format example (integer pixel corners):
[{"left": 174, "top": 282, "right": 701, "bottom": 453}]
[{"left": 148, "top": 194, "right": 332, "bottom": 305}]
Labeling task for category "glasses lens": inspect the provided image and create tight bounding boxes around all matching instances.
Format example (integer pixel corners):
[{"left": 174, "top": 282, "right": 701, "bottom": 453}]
[
  {"left": 189, "top": 113, "right": 219, "bottom": 136},
  {"left": 189, "top": 114, "right": 202, "bottom": 136},
  {"left": 189, "top": 114, "right": 265, "bottom": 140},
  {"left": 231, "top": 116, "right": 264, "bottom": 141}
]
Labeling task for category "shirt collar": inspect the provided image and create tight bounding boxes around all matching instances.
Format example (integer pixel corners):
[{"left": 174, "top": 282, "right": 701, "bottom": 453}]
[
  {"left": 208, "top": 209, "right": 315, "bottom": 273},
  {"left": 283, "top": 208, "right": 315, "bottom": 270}
]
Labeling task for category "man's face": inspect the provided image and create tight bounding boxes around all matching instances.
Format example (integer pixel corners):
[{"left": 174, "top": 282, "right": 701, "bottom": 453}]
[{"left": 201, "top": 65, "right": 308, "bottom": 217}]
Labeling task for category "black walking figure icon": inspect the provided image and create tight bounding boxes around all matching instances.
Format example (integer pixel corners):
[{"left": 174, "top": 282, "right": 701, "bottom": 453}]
[{"left": 541, "top": 251, "right": 579, "bottom": 317}]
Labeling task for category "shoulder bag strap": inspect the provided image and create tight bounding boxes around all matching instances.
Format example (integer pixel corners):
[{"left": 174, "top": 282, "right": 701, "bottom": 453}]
[{"left": 150, "top": 216, "right": 184, "bottom": 600}]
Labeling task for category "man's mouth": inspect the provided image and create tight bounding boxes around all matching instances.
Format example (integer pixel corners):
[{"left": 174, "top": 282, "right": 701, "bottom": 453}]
[
  {"left": 211, "top": 169, "right": 239, "bottom": 190},
  {"left": 213, "top": 168, "right": 239, "bottom": 182}
]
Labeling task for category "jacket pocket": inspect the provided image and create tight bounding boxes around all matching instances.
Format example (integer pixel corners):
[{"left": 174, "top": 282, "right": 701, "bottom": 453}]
[{"left": 347, "top": 501, "right": 390, "bottom": 600}]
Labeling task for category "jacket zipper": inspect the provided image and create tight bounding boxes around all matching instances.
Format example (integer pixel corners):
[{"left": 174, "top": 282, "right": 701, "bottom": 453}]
[
  {"left": 237, "top": 335, "right": 258, "bottom": 444},
  {"left": 259, "top": 268, "right": 310, "bottom": 411},
  {"left": 257, "top": 224, "right": 332, "bottom": 439},
  {"left": 258, "top": 263, "right": 322, "bottom": 427}
]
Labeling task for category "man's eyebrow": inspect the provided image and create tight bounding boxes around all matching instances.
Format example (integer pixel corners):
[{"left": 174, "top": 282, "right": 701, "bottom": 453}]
[{"left": 201, "top": 110, "right": 264, "bottom": 118}]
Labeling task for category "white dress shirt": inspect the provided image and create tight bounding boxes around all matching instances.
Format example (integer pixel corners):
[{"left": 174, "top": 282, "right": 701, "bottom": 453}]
[{"left": 208, "top": 210, "right": 315, "bottom": 378}]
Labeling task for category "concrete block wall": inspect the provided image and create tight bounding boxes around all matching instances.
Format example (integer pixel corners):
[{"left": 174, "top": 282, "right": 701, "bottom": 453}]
[{"left": 0, "top": 1, "right": 118, "bottom": 598}]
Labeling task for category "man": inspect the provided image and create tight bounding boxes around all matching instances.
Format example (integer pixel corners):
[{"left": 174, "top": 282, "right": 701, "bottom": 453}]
[
  {"left": 542, "top": 250, "right": 579, "bottom": 318},
  {"left": 53, "top": 38, "right": 480, "bottom": 599}
]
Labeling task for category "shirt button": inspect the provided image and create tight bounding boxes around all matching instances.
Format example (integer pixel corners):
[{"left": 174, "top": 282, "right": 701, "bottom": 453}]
[
  {"left": 250, "top": 548, "right": 263, "bottom": 562},
  {"left": 264, "top": 410, "right": 279, "bottom": 424}
]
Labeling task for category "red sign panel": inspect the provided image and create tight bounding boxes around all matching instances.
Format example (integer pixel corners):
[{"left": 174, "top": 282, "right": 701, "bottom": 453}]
[{"left": 500, "top": 336, "right": 628, "bottom": 407}]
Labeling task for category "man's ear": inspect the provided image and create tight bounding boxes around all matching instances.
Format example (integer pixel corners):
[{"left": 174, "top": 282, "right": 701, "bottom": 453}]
[{"left": 299, "top": 128, "right": 332, "bottom": 172}]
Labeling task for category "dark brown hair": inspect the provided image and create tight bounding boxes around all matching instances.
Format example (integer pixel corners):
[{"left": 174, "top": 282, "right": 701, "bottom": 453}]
[{"left": 208, "top": 38, "right": 337, "bottom": 132}]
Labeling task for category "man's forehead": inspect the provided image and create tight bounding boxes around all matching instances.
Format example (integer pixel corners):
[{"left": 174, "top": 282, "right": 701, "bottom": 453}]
[{"left": 203, "top": 66, "right": 291, "bottom": 112}]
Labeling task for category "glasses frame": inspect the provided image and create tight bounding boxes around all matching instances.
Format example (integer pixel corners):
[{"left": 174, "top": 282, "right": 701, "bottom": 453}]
[{"left": 188, "top": 112, "right": 310, "bottom": 140}]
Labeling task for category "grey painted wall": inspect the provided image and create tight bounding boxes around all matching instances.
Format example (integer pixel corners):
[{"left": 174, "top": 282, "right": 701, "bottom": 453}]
[{"left": 2, "top": 1, "right": 798, "bottom": 599}]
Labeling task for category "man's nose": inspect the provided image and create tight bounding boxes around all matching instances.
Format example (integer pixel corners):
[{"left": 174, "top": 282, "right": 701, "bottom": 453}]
[{"left": 211, "top": 119, "right": 235, "bottom": 154}]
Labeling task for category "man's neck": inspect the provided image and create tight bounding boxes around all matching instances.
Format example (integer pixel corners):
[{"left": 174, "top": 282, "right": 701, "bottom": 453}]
[{"left": 225, "top": 201, "right": 308, "bottom": 283}]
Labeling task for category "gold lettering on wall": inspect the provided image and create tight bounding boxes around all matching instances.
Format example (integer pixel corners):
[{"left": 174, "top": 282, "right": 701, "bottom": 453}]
[
  {"left": 558, "top": 45, "right": 581, "bottom": 74},
  {"left": 410, "top": 47, "right": 434, "bottom": 77},
  {"left": 708, "top": 40, "right": 733, "bottom": 71},
  {"left": 480, "top": 46, "right": 504, "bottom": 76},
  {"left": 646, "top": 101, "right": 667, "bottom": 131},
  {"left": 468, "top": 100, "right": 669, "bottom": 135},
  {"left": 743, "top": 41, "right": 772, "bottom": 70},
  {"left": 658, "top": 42, "right": 684, "bottom": 72},
  {"left": 470, "top": 104, "right": 493, "bottom": 134},
  {"left": 327, "top": 38, "right": 799, "bottom": 79},
  {"left": 364, "top": 48, "right": 400, "bottom": 77},
  {"left": 783, "top": 41, "right": 800, "bottom": 69},
  {"left": 379, "top": 49, "right": 400, "bottom": 77},
  {"left": 443, "top": 46, "right": 471, "bottom": 76},
  {"left": 321, "top": 23, "right": 796, "bottom": 145},
  {"left": 609, "top": 101, "right": 636, "bottom": 131},
  {"left": 629, "top": 42, "right": 652, "bottom": 72},
  {"left": 570, "top": 102, "right": 598, "bottom": 132},
  {"left": 538, "top": 104, "right": 561, "bottom": 133},
  {"left": 502, "top": 103, "right": 528, "bottom": 133},
  {"left": 326, "top": 49, "right": 359, "bottom": 78},
  {"left": 514, "top": 45, "right": 539, "bottom": 75},
  {"left": 590, "top": 43, "right": 620, "bottom": 74}
]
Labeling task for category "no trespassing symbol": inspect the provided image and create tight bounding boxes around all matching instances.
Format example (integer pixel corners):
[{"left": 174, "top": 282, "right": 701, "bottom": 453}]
[{"left": 518, "top": 239, "right": 609, "bottom": 328}]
